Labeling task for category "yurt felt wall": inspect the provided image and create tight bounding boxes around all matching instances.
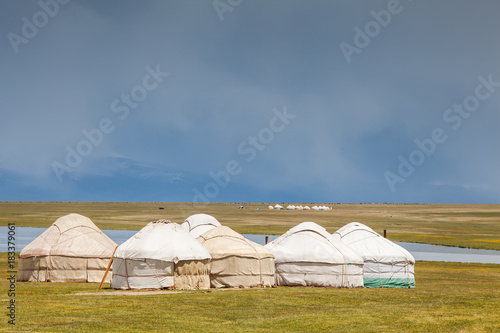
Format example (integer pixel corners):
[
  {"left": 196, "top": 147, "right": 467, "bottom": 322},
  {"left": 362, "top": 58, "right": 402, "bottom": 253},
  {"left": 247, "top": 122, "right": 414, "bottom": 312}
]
[
  {"left": 111, "top": 220, "right": 211, "bottom": 290},
  {"left": 18, "top": 213, "right": 118, "bottom": 283},
  {"left": 196, "top": 226, "right": 275, "bottom": 288},
  {"left": 265, "top": 222, "right": 364, "bottom": 288},
  {"left": 333, "top": 222, "right": 415, "bottom": 288}
]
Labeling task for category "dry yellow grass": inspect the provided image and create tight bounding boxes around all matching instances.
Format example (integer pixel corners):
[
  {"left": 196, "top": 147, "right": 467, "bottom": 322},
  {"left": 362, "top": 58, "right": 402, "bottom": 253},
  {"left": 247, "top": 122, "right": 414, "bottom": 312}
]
[{"left": 1, "top": 201, "right": 499, "bottom": 250}]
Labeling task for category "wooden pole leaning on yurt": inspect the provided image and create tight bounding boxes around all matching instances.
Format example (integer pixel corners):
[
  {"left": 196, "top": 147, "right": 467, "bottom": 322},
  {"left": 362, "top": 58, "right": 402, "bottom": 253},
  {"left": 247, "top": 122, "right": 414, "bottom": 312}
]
[{"left": 99, "top": 245, "right": 119, "bottom": 289}]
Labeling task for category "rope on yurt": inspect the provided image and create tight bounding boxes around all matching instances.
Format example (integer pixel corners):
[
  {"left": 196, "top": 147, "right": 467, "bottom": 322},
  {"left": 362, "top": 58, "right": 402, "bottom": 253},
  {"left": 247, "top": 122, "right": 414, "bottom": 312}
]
[{"left": 245, "top": 237, "right": 264, "bottom": 286}]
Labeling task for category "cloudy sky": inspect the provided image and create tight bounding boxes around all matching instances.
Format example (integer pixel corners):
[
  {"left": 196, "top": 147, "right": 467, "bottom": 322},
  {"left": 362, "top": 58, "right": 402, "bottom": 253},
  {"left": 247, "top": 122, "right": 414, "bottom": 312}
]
[{"left": 1, "top": 0, "right": 499, "bottom": 203}]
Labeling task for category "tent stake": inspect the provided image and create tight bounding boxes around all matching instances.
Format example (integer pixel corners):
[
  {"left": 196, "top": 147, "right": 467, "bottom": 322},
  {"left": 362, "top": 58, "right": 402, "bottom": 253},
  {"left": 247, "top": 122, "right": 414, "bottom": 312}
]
[{"left": 99, "top": 245, "right": 118, "bottom": 289}]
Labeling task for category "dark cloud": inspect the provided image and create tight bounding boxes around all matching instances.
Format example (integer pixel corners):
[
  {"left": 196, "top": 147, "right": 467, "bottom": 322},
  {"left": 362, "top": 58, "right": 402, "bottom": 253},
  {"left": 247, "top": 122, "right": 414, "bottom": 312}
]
[{"left": 1, "top": 0, "right": 499, "bottom": 203}]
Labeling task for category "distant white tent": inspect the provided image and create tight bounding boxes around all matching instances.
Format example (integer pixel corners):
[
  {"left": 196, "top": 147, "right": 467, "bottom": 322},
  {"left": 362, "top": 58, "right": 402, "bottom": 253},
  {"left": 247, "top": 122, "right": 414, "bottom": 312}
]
[
  {"left": 111, "top": 220, "right": 211, "bottom": 290},
  {"left": 333, "top": 222, "right": 415, "bottom": 288},
  {"left": 268, "top": 205, "right": 274, "bottom": 210},
  {"left": 303, "top": 206, "right": 311, "bottom": 210},
  {"left": 196, "top": 226, "right": 275, "bottom": 288},
  {"left": 286, "top": 205, "right": 295, "bottom": 210},
  {"left": 18, "top": 213, "right": 117, "bottom": 283},
  {"left": 181, "top": 213, "right": 222, "bottom": 239},
  {"left": 296, "top": 205, "right": 303, "bottom": 210},
  {"left": 265, "top": 222, "right": 363, "bottom": 287},
  {"left": 274, "top": 204, "right": 284, "bottom": 210},
  {"left": 311, "top": 206, "right": 320, "bottom": 211}
]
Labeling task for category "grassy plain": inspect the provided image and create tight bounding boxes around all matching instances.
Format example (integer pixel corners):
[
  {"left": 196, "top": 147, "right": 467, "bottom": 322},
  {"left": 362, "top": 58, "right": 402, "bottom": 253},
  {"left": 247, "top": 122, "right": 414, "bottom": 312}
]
[
  {"left": 2, "top": 202, "right": 500, "bottom": 331},
  {"left": 1, "top": 201, "right": 499, "bottom": 250},
  {"left": 2, "top": 258, "right": 500, "bottom": 332}
]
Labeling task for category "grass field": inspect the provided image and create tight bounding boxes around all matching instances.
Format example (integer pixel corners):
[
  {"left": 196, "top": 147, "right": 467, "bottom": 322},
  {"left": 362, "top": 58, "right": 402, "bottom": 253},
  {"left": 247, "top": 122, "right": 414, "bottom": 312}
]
[
  {"left": 1, "top": 201, "right": 500, "bottom": 250},
  {"left": 2, "top": 202, "right": 500, "bottom": 332},
  {"left": 2, "top": 256, "right": 500, "bottom": 332}
]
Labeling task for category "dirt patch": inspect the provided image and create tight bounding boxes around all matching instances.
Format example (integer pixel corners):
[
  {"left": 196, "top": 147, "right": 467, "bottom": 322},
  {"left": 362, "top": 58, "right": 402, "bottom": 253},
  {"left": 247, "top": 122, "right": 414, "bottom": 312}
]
[
  {"left": 72, "top": 290, "right": 186, "bottom": 296},
  {"left": 72, "top": 287, "right": 264, "bottom": 296}
]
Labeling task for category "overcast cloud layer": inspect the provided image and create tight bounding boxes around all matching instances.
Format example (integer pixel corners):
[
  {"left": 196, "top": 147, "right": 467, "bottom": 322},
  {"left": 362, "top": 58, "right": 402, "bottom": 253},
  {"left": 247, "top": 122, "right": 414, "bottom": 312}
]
[{"left": 1, "top": 0, "right": 499, "bottom": 203}]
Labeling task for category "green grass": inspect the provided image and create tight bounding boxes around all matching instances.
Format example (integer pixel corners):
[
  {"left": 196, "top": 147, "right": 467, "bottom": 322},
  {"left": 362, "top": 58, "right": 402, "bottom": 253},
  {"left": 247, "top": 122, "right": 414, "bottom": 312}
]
[
  {"left": 2, "top": 255, "right": 500, "bottom": 332},
  {"left": 2, "top": 202, "right": 500, "bottom": 331},
  {"left": 1, "top": 202, "right": 500, "bottom": 250}
]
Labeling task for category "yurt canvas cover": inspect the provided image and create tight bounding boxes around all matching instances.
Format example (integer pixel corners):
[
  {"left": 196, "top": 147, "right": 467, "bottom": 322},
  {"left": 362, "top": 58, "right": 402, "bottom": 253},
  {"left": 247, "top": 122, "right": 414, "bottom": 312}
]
[
  {"left": 18, "top": 213, "right": 117, "bottom": 283},
  {"left": 265, "top": 222, "right": 363, "bottom": 288},
  {"left": 111, "top": 220, "right": 211, "bottom": 290},
  {"left": 196, "top": 226, "right": 275, "bottom": 288},
  {"left": 334, "top": 222, "right": 415, "bottom": 288},
  {"left": 181, "top": 214, "right": 222, "bottom": 239}
]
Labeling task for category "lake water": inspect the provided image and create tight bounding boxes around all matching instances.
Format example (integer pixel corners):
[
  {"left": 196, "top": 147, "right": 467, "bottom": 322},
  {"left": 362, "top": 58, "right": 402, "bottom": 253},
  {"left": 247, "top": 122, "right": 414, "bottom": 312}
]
[{"left": 2, "top": 227, "right": 499, "bottom": 264}]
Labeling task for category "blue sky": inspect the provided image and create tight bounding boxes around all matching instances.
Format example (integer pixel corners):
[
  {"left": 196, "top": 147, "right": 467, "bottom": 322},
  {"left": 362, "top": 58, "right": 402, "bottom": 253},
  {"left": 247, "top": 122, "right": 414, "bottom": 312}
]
[{"left": 1, "top": 0, "right": 499, "bottom": 203}]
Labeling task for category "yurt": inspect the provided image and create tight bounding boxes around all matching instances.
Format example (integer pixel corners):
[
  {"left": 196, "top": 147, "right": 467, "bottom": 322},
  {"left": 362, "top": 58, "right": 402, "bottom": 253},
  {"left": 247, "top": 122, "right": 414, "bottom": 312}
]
[
  {"left": 111, "top": 220, "right": 211, "bottom": 290},
  {"left": 274, "top": 204, "right": 284, "bottom": 210},
  {"left": 333, "top": 222, "right": 415, "bottom": 288},
  {"left": 18, "top": 213, "right": 117, "bottom": 283},
  {"left": 265, "top": 222, "right": 363, "bottom": 287},
  {"left": 181, "top": 213, "right": 222, "bottom": 238},
  {"left": 311, "top": 206, "right": 320, "bottom": 211},
  {"left": 268, "top": 205, "right": 274, "bottom": 210},
  {"left": 196, "top": 226, "right": 275, "bottom": 288},
  {"left": 286, "top": 205, "right": 295, "bottom": 210},
  {"left": 303, "top": 206, "right": 311, "bottom": 210}
]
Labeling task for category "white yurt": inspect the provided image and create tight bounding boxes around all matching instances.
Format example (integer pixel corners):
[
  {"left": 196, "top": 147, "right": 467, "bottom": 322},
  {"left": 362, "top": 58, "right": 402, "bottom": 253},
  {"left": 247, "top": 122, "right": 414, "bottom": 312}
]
[
  {"left": 181, "top": 213, "right": 222, "bottom": 238},
  {"left": 268, "top": 205, "right": 274, "bottom": 210},
  {"left": 303, "top": 206, "right": 311, "bottom": 210},
  {"left": 274, "top": 204, "right": 284, "bottom": 210},
  {"left": 286, "top": 205, "right": 295, "bottom": 210},
  {"left": 296, "top": 205, "right": 303, "bottom": 210},
  {"left": 111, "top": 220, "right": 211, "bottom": 290},
  {"left": 18, "top": 213, "right": 117, "bottom": 283},
  {"left": 311, "top": 206, "right": 320, "bottom": 211},
  {"left": 196, "top": 226, "right": 275, "bottom": 288},
  {"left": 333, "top": 222, "right": 415, "bottom": 288},
  {"left": 265, "top": 222, "right": 363, "bottom": 287}
]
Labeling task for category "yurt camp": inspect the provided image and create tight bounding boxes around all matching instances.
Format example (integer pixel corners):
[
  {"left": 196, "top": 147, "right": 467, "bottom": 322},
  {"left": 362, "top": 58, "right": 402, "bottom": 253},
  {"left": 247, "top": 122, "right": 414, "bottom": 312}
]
[
  {"left": 265, "top": 222, "right": 364, "bottom": 288},
  {"left": 196, "top": 226, "right": 275, "bottom": 288},
  {"left": 181, "top": 213, "right": 222, "bottom": 238},
  {"left": 333, "top": 222, "right": 415, "bottom": 288},
  {"left": 111, "top": 220, "right": 211, "bottom": 290},
  {"left": 17, "top": 213, "right": 117, "bottom": 283}
]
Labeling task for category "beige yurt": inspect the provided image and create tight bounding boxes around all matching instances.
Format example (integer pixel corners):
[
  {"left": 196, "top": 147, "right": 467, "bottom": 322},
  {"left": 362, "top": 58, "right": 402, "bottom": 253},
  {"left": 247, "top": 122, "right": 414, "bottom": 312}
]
[
  {"left": 111, "top": 220, "right": 211, "bottom": 290},
  {"left": 333, "top": 222, "right": 415, "bottom": 288},
  {"left": 196, "top": 226, "right": 275, "bottom": 288},
  {"left": 18, "top": 213, "right": 117, "bottom": 283},
  {"left": 181, "top": 213, "right": 222, "bottom": 238},
  {"left": 265, "top": 222, "right": 364, "bottom": 288}
]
